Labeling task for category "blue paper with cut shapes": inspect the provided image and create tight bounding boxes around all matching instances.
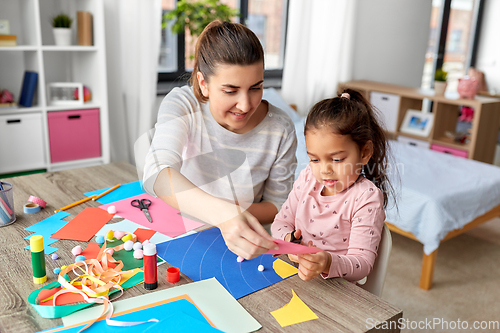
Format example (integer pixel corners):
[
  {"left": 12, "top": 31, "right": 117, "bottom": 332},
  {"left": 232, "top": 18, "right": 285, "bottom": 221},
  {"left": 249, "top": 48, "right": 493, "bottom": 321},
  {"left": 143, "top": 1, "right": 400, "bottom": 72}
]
[
  {"left": 84, "top": 181, "right": 145, "bottom": 204},
  {"left": 156, "top": 227, "right": 288, "bottom": 299},
  {"left": 24, "top": 211, "right": 70, "bottom": 254}
]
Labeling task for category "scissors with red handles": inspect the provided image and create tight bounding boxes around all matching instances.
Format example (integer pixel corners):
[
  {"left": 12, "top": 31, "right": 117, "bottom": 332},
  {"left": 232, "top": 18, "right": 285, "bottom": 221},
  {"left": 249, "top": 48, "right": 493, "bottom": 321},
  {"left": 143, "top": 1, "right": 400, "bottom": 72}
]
[{"left": 131, "top": 198, "right": 153, "bottom": 223}]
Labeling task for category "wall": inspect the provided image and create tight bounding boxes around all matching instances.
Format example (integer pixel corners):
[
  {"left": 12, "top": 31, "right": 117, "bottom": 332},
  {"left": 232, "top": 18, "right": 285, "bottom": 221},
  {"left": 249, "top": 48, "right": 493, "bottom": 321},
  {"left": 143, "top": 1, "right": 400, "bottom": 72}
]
[
  {"left": 352, "top": 0, "right": 433, "bottom": 88},
  {"left": 475, "top": 0, "right": 500, "bottom": 94}
]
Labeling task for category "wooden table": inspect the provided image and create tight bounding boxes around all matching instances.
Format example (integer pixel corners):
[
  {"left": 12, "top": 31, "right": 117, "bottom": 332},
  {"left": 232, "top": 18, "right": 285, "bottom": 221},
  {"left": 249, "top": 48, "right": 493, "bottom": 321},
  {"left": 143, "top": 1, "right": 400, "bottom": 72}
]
[{"left": 0, "top": 162, "right": 402, "bottom": 332}]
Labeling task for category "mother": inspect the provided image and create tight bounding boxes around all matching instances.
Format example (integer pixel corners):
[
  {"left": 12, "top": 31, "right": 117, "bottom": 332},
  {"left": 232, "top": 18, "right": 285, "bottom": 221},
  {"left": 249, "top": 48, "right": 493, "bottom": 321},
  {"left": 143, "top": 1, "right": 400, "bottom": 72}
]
[{"left": 143, "top": 20, "right": 297, "bottom": 259}]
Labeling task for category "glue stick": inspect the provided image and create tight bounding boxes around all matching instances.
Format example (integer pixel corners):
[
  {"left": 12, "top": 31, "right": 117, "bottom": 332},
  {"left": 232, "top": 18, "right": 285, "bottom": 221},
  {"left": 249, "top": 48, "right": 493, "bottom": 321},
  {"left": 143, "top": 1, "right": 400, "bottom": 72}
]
[
  {"left": 30, "top": 235, "right": 47, "bottom": 284},
  {"left": 143, "top": 243, "right": 157, "bottom": 290}
]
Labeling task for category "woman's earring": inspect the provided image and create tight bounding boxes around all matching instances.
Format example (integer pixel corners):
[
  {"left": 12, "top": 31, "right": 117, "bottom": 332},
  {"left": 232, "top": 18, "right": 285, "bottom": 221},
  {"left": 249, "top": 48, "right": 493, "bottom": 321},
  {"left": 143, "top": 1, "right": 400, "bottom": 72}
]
[{"left": 361, "top": 165, "right": 366, "bottom": 176}]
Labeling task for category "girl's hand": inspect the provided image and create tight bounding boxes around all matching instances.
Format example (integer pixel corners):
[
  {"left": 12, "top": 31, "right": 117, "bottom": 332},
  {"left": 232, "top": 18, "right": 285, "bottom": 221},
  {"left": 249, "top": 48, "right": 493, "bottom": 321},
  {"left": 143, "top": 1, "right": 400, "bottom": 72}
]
[
  {"left": 284, "top": 229, "right": 302, "bottom": 263},
  {"left": 297, "top": 241, "right": 332, "bottom": 281},
  {"left": 218, "top": 210, "right": 278, "bottom": 260}
]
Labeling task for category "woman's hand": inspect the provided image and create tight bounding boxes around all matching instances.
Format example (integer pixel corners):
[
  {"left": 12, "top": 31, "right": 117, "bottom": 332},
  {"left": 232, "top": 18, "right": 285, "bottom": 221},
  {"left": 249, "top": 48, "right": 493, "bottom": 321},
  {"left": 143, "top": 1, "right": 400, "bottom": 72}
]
[
  {"left": 218, "top": 210, "right": 278, "bottom": 260},
  {"left": 296, "top": 241, "right": 332, "bottom": 281}
]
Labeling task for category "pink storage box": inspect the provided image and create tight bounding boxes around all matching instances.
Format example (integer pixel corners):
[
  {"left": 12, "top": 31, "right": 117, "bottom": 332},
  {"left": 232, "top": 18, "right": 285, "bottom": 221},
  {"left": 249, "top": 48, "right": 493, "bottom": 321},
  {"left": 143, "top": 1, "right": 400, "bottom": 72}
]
[
  {"left": 48, "top": 109, "right": 101, "bottom": 163},
  {"left": 430, "top": 144, "right": 468, "bottom": 159}
]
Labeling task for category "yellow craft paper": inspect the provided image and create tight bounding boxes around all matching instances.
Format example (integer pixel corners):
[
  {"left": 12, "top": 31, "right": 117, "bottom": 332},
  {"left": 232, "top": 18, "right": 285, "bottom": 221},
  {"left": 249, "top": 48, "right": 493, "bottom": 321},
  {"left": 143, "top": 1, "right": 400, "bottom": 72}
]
[
  {"left": 273, "top": 259, "right": 298, "bottom": 278},
  {"left": 120, "top": 268, "right": 143, "bottom": 285},
  {"left": 270, "top": 290, "right": 318, "bottom": 327}
]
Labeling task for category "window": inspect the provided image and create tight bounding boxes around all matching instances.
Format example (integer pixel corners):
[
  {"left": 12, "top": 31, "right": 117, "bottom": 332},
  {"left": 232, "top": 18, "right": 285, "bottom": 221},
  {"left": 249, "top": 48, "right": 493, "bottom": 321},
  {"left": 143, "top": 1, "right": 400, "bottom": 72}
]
[
  {"left": 158, "top": 0, "right": 289, "bottom": 88},
  {"left": 421, "top": 0, "right": 484, "bottom": 92}
]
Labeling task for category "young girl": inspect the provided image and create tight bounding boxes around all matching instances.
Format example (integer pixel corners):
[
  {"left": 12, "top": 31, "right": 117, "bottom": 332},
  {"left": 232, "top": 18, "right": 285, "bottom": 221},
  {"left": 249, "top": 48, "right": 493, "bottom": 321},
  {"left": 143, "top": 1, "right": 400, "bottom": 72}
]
[
  {"left": 143, "top": 20, "right": 297, "bottom": 259},
  {"left": 271, "top": 89, "right": 393, "bottom": 282}
]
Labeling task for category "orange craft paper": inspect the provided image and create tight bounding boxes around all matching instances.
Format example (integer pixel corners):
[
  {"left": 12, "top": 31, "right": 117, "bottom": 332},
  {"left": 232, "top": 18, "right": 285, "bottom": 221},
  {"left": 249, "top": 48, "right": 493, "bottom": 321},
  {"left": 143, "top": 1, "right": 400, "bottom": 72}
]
[
  {"left": 51, "top": 207, "right": 113, "bottom": 241},
  {"left": 133, "top": 228, "right": 156, "bottom": 243}
]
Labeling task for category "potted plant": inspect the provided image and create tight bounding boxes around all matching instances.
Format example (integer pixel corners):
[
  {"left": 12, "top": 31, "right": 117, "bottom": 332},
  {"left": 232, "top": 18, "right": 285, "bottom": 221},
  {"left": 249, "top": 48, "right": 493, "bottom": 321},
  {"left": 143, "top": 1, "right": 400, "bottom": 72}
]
[
  {"left": 163, "top": 0, "right": 239, "bottom": 60},
  {"left": 52, "top": 13, "right": 73, "bottom": 46},
  {"left": 434, "top": 67, "right": 448, "bottom": 96}
]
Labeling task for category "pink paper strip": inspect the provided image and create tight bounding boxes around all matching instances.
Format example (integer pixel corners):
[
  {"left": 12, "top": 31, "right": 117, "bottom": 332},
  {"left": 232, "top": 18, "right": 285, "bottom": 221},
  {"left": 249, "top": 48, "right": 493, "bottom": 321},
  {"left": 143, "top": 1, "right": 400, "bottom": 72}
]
[
  {"left": 266, "top": 239, "right": 322, "bottom": 256},
  {"left": 99, "top": 194, "right": 204, "bottom": 238}
]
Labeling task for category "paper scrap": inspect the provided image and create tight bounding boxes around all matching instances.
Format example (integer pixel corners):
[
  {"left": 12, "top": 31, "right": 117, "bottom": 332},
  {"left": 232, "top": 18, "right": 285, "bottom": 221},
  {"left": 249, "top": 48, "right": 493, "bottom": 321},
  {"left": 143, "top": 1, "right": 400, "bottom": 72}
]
[
  {"left": 133, "top": 228, "right": 156, "bottom": 243},
  {"left": 273, "top": 259, "right": 298, "bottom": 279},
  {"left": 50, "top": 207, "right": 113, "bottom": 241},
  {"left": 24, "top": 211, "right": 71, "bottom": 254},
  {"left": 270, "top": 289, "right": 319, "bottom": 327},
  {"left": 62, "top": 278, "right": 261, "bottom": 333}
]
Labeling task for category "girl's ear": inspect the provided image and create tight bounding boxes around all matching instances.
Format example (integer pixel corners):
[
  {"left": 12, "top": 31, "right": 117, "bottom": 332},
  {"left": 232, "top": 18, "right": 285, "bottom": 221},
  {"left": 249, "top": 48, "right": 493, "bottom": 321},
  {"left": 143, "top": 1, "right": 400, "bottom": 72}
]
[
  {"left": 197, "top": 72, "right": 209, "bottom": 98},
  {"left": 361, "top": 140, "right": 373, "bottom": 165}
]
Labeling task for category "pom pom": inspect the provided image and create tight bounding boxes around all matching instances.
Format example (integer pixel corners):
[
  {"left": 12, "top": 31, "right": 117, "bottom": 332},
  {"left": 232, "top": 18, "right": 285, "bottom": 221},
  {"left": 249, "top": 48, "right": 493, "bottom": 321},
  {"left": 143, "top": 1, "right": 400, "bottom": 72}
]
[
  {"left": 236, "top": 256, "right": 244, "bottom": 263},
  {"left": 258, "top": 265, "right": 264, "bottom": 272},
  {"left": 133, "top": 249, "right": 143, "bottom": 259},
  {"left": 95, "top": 235, "right": 105, "bottom": 244},
  {"left": 71, "top": 246, "right": 82, "bottom": 256},
  {"left": 106, "top": 230, "right": 114, "bottom": 241},
  {"left": 107, "top": 205, "right": 117, "bottom": 215},
  {"left": 133, "top": 242, "right": 143, "bottom": 250},
  {"left": 75, "top": 255, "right": 86, "bottom": 262},
  {"left": 121, "top": 234, "right": 133, "bottom": 242},
  {"left": 51, "top": 253, "right": 59, "bottom": 260},
  {"left": 124, "top": 240, "right": 134, "bottom": 251},
  {"left": 113, "top": 230, "right": 125, "bottom": 239},
  {"left": 142, "top": 239, "right": 150, "bottom": 246},
  {"left": 61, "top": 265, "right": 67, "bottom": 270},
  {"left": 53, "top": 267, "right": 61, "bottom": 275}
]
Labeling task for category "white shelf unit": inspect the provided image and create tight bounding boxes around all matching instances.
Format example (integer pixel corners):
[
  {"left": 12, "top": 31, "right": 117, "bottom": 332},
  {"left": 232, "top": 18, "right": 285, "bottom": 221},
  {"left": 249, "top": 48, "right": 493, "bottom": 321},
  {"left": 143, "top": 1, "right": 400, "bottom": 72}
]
[{"left": 0, "top": 0, "right": 109, "bottom": 174}]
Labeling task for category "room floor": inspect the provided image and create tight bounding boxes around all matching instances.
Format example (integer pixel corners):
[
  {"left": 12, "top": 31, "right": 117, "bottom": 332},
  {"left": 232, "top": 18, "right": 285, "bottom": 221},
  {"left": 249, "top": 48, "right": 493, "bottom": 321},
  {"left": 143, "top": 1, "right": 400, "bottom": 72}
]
[{"left": 381, "top": 215, "right": 500, "bottom": 332}]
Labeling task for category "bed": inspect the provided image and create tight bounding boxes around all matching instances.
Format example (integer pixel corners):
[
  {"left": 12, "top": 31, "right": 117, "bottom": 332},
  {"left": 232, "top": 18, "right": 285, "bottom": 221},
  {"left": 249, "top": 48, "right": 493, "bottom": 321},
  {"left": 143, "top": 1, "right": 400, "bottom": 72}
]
[{"left": 263, "top": 88, "right": 500, "bottom": 290}]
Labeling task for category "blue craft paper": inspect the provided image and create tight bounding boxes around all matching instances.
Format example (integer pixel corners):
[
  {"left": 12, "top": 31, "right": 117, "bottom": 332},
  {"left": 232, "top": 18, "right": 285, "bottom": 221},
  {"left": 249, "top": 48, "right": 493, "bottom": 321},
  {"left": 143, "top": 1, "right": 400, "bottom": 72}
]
[
  {"left": 84, "top": 181, "right": 145, "bottom": 204},
  {"left": 156, "top": 227, "right": 288, "bottom": 299},
  {"left": 37, "top": 298, "right": 222, "bottom": 333},
  {"left": 24, "top": 211, "right": 70, "bottom": 254}
]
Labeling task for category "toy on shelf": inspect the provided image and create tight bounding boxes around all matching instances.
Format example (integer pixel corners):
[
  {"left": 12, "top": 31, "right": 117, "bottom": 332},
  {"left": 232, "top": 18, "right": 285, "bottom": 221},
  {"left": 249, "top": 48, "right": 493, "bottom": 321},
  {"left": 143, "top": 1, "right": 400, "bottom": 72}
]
[
  {"left": 459, "top": 106, "right": 474, "bottom": 123},
  {"left": 74, "top": 85, "right": 91, "bottom": 102},
  {"left": 457, "top": 76, "right": 479, "bottom": 100}
]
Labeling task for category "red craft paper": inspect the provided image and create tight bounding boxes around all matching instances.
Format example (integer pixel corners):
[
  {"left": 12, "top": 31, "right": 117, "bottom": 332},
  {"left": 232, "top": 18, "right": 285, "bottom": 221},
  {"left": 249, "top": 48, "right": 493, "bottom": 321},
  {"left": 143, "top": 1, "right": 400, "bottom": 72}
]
[
  {"left": 51, "top": 207, "right": 113, "bottom": 241},
  {"left": 265, "top": 239, "right": 322, "bottom": 256},
  {"left": 133, "top": 228, "right": 156, "bottom": 243},
  {"left": 99, "top": 194, "right": 204, "bottom": 238},
  {"left": 39, "top": 286, "right": 86, "bottom": 306}
]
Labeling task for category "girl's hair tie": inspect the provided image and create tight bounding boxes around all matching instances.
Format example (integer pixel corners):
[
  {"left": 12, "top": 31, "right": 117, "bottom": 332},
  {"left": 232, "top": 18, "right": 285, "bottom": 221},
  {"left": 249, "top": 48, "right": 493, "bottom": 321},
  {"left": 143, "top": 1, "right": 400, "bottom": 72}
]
[{"left": 341, "top": 92, "right": 350, "bottom": 99}]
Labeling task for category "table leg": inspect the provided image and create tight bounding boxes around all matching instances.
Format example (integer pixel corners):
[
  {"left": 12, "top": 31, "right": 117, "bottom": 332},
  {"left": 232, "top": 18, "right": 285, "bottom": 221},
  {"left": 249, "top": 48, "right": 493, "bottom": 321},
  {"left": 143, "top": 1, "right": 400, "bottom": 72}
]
[{"left": 419, "top": 249, "right": 438, "bottom": 290}]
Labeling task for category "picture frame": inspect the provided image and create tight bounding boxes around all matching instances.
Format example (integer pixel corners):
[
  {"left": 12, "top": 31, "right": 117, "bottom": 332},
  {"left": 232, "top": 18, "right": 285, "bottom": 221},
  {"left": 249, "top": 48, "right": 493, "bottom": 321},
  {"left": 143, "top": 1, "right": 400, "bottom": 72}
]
[
  {"left": 400, "top": 109, "right": 434, "bottom": 137},
  {"left": 47, "top": 82, "right": 83, "bottom": 106}
]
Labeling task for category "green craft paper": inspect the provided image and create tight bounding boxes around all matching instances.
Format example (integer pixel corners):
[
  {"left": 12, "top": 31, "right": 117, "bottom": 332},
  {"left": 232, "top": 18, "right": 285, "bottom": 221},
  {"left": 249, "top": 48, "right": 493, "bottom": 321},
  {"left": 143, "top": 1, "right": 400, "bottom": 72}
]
[{"left": 99, "top": 239, "right": 163, "bottom": 271}]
